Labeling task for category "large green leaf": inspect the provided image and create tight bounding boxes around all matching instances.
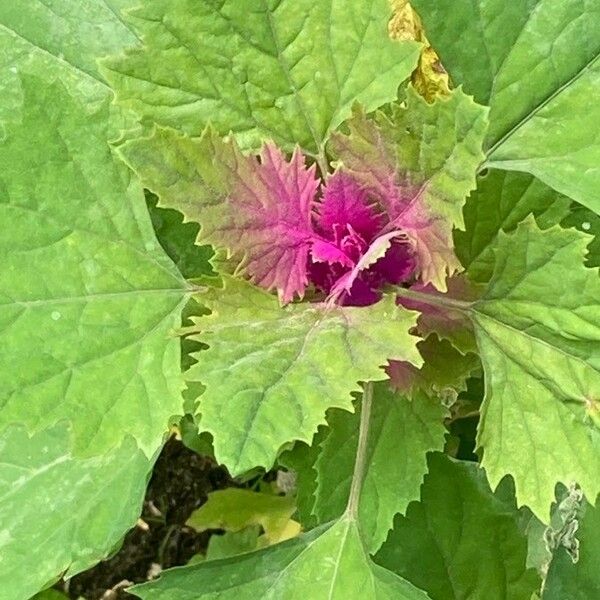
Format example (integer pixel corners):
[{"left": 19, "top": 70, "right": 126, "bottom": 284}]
[
  {"left": 0, "top": 0, "right": 138, "bottom": 115},
  {"left": 454, "top": 169, "right": 571, "bottom": 282},
  {"left": 0, "top": 77, "right": 188, "bottom": 455},
  {"left": 397, "top": 221, "right": 600, "bottom": 520},
  {"left": 185, "top": 277, "right": 421, "bottom": 474},
  {"left": 412, "top": 0, "right": 600, "bottom": 212},
  {"left": 130, "top": 518, "right": 429, "bottom": 600},
  {"left": 101, "top": 0, "right": 420, "bottom": 155},
  {"left": 470, "top": 222, "right": 600, "bottom": 519},
  {"left": 0, "top": 423, "right": 151, "bottom": 600},
  {"left": 313, "top": 383, "right": 448, "bottom": 552},
  {"left": 543, "top": 493, "right": 600, "bottom": 599},
  {"left": 375, "top": 453, "right": 540, "bottom": 600},
  {"left": 130, "top": 383, "right": 430, "bottom": 600}
]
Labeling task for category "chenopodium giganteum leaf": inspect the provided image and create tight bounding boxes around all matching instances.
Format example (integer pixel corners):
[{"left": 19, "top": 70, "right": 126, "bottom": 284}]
[{"left": 118, "top": 85, "right": 488, "bottom": 473}]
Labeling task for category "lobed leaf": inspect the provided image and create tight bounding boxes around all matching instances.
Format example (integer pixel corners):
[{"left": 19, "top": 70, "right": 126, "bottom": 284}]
[
  {"left": 119, "top": 127, "right": 319, "bottom": 303},
  {"left": 471, "top": 221, "right": 600, "bottom": 519},
  {"left": 102, "top": 0, "right": 421, "bottom": 155},
  {"left": 329, "top": 88, "right": 488, "bottom": 290},
  {"left": 0, "top": 423, "right": 151, "bottom": 600},
  {"left": 312, "top": 382, "right": 448, "bottom": 552},
  {"left": 412, "top": 0, "right": 600, "bottom": 212},
  {"left": 185, "top": 277, "right": 421, "bottom": 474},
  {"left": 130, "top": 518, "right": 430, "bottom": 600},
  {"left": 375, "top": 453, "right": 540, "bottom": 600},
  {"left": 455, "top": 170, "right": 572, "bottom": 282},
  {"left": 0, "top": 77, "right": 188, "bottom": 456}
]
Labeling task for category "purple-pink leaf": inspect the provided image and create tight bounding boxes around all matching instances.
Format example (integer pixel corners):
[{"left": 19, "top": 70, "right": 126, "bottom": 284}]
[{"left": 210, "top": 139, "right": 319, "bottom": 303}]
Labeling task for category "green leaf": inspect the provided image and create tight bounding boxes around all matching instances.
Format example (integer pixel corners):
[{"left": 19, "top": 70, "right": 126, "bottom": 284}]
[
  {"left": 0, "top": 423, "right": 151, "bottom": 600},
  {"left": 543, "top": 493, "right": 600, "bottom": 599},
  {"left": 0, "top": 0, "right": 138, "bottom": 83},
  {"left": 131, "top": 518, "right": 429, "bottom": 600},
  {"left": 470, "top": 222, "right": 600, "bottom": 519},
  {"left": 0, "top": 0, "right": 138, "bottom": 118},
  {"left": 329, "top": 88, "right": 488, "bottom": 290},
  {"left": 387, "top": 334, "right": 479, "bottom": 398},
  {"left": 560, "top": 203, "right": 600, "bottom": 268},
  {"left": 455, "top": 170, "right": 572, "bottom": 282},
  {"left": 0, "top": 76, "right": 188, "bottom": 456},
  {"left": 375, "top": 453, "right": 541, "bottom": 600},
  {"left": 412, "top": 0, "right": 600, "bottom": 212},
  {"left": 186, "top": 277, "right": 421, "bottom": 474},
  {"left": 313, "top": 382, "right": 448, "bottom": 552},
  {"left": 131, "top": 382, "right": 431, "bottom": 599},
  {"left": 202, "top": 527, "right": 262, "bottom": 562},
  {"left": 277, "top": 437, "right": 324, "bottom": 530},
  {"left": 146, "top": 192, "right": 214, "bottom": 279},
  {"left": 102, "top": 0, "right": 420, "bottom": 155},
  {"left": 187, "top": 488, "right": 300, "bottom": 544}
]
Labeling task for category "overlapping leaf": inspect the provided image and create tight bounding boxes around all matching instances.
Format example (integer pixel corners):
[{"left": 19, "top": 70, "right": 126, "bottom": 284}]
[
  {"left": 102, "top": 0, "right": 420, "bottom": 155},
  {"left": 0, "top": 77, "right": 188, "bottom": 455},
  {"left": 412, "top": 0, "right": 600, "bottom": 212},
  {"left": 131, "top": 518, "right": 430, "bottom": 600},
  {"left": 470, "top": 222, "right": 600, "bottom": 518},
  {"left": 184, "top": 277, "right": 421, "bottom": 474},
  {"left": 375, "top": 454, "right": 540, "bottom": 600},
  {"left": 312, "top": 382, "right": 448, "bottom": 552},
  {"left": 329, "top": 88, "right": 488, "bottom": 290},
  {"left": 130, "top": 384, "right": 431, "bottom": 600},
  {"left": 0, "top": 423, "right": 151, "bottom": 600},
  {"left": 454, "top": 170, "right": 572, "bottom": 282}
]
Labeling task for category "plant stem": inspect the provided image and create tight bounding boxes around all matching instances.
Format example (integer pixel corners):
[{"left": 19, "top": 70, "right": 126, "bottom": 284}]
[
  {"left": 394, "top": 286, "right": 472, "bottom": 312},
  {"left": 346, "top": 381, "right": 374, "bottom": 519}
]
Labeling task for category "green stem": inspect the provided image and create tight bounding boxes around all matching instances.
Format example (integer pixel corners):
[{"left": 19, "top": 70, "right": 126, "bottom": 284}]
[
  {"left": 394, "top": 286, "right": 472, "bottom": 312},
  {"left": 346, "top": 381, "right": 374, "bottom": 519}
]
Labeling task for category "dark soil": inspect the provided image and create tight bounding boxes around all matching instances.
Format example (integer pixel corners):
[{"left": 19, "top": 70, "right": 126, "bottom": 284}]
[{"left": 58, "top": 438, "right": 232, "bottom": 600}]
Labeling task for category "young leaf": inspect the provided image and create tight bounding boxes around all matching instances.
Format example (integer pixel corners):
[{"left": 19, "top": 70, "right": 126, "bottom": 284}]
[
  {"left": 387, "top": 334, "right": 479, "bottom": 397},
  {"left": 312, "top": 382, "right": 448, "bottom": 552},
  {"left": 187, "top": 488, "right": 300, "bottom": 545},
  {"left": 412, "top": 0, "right": 600, "bottom": 212},
  {"left": 471, "top": 222, "right": 600, "bottom": 519},
  {"left": 375, "top": 453, "right": 541, "bottom": 600},
  {"left": 0, "top": 77, "right": 188, "bottom": 456},
  {"left": 329, "top": 87, "right": 488, "bottom": 290},
  {"left": 119, "top": 127, "right": 319, "bottom": 303},
  {"left": 543, "top": 493, "right": 600, "bottom": 599},
  {"left": 0, "top": 423, "right": 151, "bottom": 600},
  {"left": 102, "top": 0, "right": 421, "bottom": 155},
  {"left": 186, "top": 277, "right": 421, "bottom": 474},
  {"left": 454, "top": 170, "right": 572, "bottom": 282}
]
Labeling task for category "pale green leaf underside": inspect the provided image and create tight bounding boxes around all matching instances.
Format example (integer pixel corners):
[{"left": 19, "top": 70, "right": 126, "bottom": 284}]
[
  {"left": 0, "top": 423, "right": 151, "bottom": 600},
  {"left": 454, "top": 169, "right": 572, "bottom": 281},
  {"left": 472, "top": 222, "right": 600, "bottom": 519},
  {"left": 187, "top": 278, "right": 421, "bottom": 475},
  {"left": 131, "top": 519, "right": 430, "bottom": 600},
  {"left": 313, "top": 383, "right": 448, "bottom": 552},
  {"left": 0, "top": 76, "right": 188, "bottom": 456},
  {"left": 102, "top": 0, "right": 420, "bottom": 154},
  {"left": 375, "top": 454, "right": 540, "bottom": 600},
  {"left": 413, "top": 0, "right": 600, "bottom": 212}
]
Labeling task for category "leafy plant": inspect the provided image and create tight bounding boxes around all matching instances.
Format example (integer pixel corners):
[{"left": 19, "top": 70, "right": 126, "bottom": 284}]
[{"left": 1, "top": 0, "right": 599, "bottom": 598}]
